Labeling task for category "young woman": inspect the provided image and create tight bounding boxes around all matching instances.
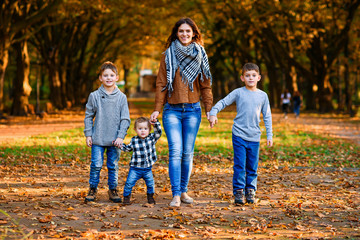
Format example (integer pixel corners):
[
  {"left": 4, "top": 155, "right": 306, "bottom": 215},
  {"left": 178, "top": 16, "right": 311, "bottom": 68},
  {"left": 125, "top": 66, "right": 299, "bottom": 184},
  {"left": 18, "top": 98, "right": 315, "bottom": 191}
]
[{"left": 150, "top": 17, "right": 213, "bottom": 207}]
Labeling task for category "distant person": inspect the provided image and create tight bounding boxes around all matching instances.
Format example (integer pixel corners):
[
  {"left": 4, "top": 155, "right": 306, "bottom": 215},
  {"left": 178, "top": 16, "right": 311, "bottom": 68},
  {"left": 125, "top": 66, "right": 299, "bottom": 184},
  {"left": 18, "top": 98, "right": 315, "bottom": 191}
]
[
  {"left": 281, "top": 89, "right": 291, "bottom": 119},
  {"left": 149, "top": 17, "right": 213, "bottom": 207},
  {"left": 293, "top": 91, "right": 302, "bottom": 118},
  {"left": 120, "top": 117, "right": 162, "bottom": 205},
  {"left": 84, "top": 61, "right": 130, "bottom": 203},
  {"left": 209, "top": 63, "right": 273, "bottom": 205}
]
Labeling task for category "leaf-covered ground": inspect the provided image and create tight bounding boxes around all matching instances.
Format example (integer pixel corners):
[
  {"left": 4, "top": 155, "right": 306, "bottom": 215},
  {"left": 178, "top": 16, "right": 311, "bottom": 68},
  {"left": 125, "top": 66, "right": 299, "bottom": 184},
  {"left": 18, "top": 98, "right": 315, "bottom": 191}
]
[{"left": 0, "top": 102, "right": 359, "bottom": 239}]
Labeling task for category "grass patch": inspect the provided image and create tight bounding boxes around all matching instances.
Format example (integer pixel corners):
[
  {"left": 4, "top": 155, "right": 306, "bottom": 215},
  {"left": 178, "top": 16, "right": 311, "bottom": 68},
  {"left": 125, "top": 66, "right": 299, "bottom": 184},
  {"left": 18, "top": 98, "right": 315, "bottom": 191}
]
[{"left": 0, "top": 110, "right": 359, "bottom": 168}]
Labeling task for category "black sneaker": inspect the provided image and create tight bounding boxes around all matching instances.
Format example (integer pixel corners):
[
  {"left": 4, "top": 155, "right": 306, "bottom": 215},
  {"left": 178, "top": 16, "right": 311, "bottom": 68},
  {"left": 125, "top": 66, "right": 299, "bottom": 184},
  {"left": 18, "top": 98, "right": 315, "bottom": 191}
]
[
  {"left": 123, "top": 195, "right": 131, "bottom": 205},
  {"left": 147, "top": 193, "right": 156, "bottom": 204},
  {"left": 245, "top": 189, "right": 256, "bottom": 204},
  {"left": 234, "top": 189, "right": 245, "bottom": 205},
  {"left": 85, "top": 188, "right": 97, "bottom": 202},
  {"left": 108, "top": 189, "right": 122, "bottom": 203}
]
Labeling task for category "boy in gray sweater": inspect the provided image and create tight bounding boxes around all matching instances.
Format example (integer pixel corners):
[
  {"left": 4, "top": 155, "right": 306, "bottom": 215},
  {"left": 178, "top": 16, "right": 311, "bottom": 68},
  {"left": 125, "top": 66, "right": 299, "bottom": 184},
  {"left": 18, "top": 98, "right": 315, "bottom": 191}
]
[
  {"left": 209, "top": 63, "right": 273, "bottom": 205},
  {"left": 84, "top": 61, "right": 130, "bottom": 203}
]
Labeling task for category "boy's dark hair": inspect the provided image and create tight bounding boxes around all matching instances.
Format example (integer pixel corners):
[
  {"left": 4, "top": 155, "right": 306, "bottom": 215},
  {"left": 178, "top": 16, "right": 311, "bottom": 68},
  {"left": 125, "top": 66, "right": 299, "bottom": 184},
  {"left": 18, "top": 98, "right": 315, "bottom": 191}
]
[
  {"left": 134, "top": 117, "right": 151, "bottom": 130},
  {"left": 98, "top": 61, "right": 118, "bottom": 76},
  {"left": 242, "top": 63, "right": 260, "bottom": 75}
]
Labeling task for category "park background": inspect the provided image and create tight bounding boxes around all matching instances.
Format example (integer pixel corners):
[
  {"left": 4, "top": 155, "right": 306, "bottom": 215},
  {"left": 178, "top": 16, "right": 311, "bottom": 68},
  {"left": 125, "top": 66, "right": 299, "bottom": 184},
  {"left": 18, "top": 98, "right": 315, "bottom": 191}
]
[
  {"left": 0, "top": 0, "right": 360, "bottom": 239},
  {"left": 0, "top": 0, "right": 360, "bottom": 116}
]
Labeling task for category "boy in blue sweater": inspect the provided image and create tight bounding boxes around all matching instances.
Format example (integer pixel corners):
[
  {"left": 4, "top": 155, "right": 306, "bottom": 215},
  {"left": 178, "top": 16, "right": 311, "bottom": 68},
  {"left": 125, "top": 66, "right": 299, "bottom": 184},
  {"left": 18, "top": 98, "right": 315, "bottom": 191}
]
[
  {"left": 209, "top": 63, "right": 273, "bottom": 205},
  {"left": 84, "top": 61, "right": 130, "bottom": 203}
]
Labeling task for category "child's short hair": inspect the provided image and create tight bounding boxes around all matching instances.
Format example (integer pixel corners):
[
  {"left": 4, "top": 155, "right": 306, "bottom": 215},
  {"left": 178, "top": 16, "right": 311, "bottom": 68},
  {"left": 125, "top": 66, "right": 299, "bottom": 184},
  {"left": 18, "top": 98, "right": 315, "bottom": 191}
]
[
  {"left": 242, "top": 63, "right": 260, "bottom": 75},
  {"left": 134, "top": 117, "right": 151, "bottom": 130},
  {"left": 98, "top": 61, "right": 118, "bottom": 76}
]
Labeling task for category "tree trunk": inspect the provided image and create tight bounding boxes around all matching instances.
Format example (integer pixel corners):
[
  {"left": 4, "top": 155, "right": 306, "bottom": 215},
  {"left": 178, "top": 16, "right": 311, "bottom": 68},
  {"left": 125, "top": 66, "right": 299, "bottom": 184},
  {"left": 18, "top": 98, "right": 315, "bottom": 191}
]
[
  {"left": 120, "top": 64, "right": 127, "bottom": 96},
  {"left": 0, "top": 38, "right": 10, "bottom": 112},
  {"left": 317, "top": 74, "right": 333, "bottom": 113},
  {"left": 11, "top": 38, "right": 32, "bottom": 116},
  {"left": 47, "top": 51, "right": 63, "bottom": 109}
]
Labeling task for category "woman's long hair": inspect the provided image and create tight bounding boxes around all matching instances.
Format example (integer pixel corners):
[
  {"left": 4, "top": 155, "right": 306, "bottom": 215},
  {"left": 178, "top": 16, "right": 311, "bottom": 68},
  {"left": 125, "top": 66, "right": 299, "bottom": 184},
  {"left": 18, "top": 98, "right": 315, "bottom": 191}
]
[{"left": 165, "top": 17, "right": 203, "bottom": 49}]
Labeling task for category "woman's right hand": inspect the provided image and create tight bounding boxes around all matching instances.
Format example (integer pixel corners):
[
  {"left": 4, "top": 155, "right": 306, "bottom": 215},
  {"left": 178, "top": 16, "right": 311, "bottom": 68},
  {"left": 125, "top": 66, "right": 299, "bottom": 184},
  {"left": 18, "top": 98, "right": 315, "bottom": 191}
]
[{"left": 150, "top": 111, "right": 160, "bottom": 124}]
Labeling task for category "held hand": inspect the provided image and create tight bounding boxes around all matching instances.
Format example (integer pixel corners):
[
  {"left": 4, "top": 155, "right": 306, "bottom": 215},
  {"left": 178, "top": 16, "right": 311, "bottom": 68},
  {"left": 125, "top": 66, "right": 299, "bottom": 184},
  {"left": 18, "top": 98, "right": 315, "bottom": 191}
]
[
  {"left": 209, "top": 115, "right": 218, "bottom": 128},
  {"left": 113, "top": 138, "right": 123, "bottom": 148},
  {"left": 206, "top": 112, "right": 210, "bottom": 121},
  {"left": 150, "top": 111, "right": 159, "bottom": 124},
  {"left": 86, "top": 136, "right": 92, "bottom": 147},
  {"left": 267, "top": 139, "right": 273, "bottom": 147}
]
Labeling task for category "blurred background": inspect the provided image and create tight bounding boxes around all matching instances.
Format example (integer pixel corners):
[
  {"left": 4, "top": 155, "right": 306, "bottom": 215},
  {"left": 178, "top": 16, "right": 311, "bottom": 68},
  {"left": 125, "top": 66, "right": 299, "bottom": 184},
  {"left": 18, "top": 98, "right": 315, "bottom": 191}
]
[{"left": 1, "top": 0, "right": 359, "bottom": 117}]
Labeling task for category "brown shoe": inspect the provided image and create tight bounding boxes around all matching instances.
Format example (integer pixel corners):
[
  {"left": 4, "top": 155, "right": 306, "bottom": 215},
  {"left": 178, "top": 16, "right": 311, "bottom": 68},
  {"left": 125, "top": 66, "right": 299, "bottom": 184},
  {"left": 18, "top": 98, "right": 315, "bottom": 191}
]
[
  {"left": 85, "top": 188, "right": 97, "bottom": 202},
  {"left": 108, "top": 189, "right": 122, "bottom": 203},
  {"left": 123, "top": 195, "right": 131, "bottom": 205},
  {"left": 147, "top": 193, "right": 156, "bottom": 204}
]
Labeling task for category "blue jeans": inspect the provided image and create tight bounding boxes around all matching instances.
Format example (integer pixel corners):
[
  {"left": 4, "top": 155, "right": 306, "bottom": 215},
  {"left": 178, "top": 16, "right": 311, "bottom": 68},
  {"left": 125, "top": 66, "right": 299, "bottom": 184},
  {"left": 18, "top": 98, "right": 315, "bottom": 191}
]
[
  {"left": 162, "top": 102, "right": 202, "bottom": 197},
  {"left": 232, "top": 134, "right": 260, "bottom": 195},
  {"left": 294, "top": 104, "right": 300, "bottom": 117},
  {"left": 89, "top": 145, "right": 120, "bottom": 189},
  {"left": 123, "top": 166, "right": 154, "bottom": 196}
]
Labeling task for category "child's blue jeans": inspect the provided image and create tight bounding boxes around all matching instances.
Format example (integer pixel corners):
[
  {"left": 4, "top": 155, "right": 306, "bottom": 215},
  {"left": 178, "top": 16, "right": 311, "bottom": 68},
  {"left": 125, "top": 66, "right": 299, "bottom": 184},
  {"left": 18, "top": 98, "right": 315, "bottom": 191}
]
[
  {"left": 123, "top": 166, "right": 155, "bottom": 197},
  {"left": 232, "top": 134, "right": 260, "bottom": 195},
  {"left": 89, "top": 145, "right": 120, "bottom": 190}
]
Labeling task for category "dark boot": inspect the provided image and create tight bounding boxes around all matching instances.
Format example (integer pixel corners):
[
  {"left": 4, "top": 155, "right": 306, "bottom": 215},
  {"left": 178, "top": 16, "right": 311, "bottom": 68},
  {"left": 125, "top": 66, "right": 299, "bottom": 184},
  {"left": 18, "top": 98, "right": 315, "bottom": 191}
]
[
  {"left": 147, "top": 193, "right": 156, "bottom": 204},
  {"left": 108, "top": 189, "right": 122, "bottom": 203},
  {"left": 123, "top": 195, "right": 131, "bottom": 205},
  {"left": 234, "top": 189, "right": 245, "bottom": 205},
  {"left": 85, "top": 188, "right": 97, "bottom": 202},
  {"left": 245, "top": 189, "right": 256, "bottom": 204}
]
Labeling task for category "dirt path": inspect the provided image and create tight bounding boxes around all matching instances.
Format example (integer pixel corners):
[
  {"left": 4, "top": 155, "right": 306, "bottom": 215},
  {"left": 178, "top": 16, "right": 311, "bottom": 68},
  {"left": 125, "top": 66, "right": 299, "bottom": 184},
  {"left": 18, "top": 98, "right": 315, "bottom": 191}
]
[
  {"left": 1, "top": 106, "right": 359, "bottom": 239},
  {"left": 273, "top": 111, "right": 360, "bottom": 145},
  {"left": 1, "top": 107, "right": 359, "bottom": 145}
]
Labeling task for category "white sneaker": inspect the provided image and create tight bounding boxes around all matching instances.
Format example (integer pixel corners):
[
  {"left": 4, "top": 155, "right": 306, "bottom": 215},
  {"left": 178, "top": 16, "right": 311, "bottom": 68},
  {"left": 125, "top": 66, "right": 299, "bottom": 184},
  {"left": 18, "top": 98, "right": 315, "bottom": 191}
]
[
  {"left": 181, "top": 192, "right": 194, "bottom": 204},
  {"left": 169, "top": 196, "right": 181, "bottom": 207}
]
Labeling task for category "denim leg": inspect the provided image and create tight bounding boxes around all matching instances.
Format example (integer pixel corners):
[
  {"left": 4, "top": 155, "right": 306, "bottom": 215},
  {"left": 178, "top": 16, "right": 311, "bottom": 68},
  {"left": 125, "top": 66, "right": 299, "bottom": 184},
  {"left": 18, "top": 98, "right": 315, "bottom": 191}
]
[
  {"left": 232, "top": 134, "right": 246, "bottom": 195},
  {"left": 89, "top": 145, "right": 105, "bottom": 188},
  {"left": 245, "top": 141, "right": 260, "bottom": 191},
  {"left": 163, "top": 109, "right": 183, "bottom": 197},
  {"left": 106, "top": 146, "right": 120, "bottom": 190},
  {"left": 123, "top": 167, "right": 142, "bottom": 197},
  {"left": 180, "top": 109, "right": 201, "bottom": 193},
  {"left": 143, "top": 167, "right": 155, "bottom": 194}
]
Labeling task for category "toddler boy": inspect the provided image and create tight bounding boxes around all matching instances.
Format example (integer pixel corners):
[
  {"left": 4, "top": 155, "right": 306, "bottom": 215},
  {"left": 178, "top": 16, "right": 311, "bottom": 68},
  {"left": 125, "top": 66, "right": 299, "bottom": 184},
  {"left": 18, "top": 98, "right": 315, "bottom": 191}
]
[{"left": 121, "top": 117, "right": 162, "bottom": 205}]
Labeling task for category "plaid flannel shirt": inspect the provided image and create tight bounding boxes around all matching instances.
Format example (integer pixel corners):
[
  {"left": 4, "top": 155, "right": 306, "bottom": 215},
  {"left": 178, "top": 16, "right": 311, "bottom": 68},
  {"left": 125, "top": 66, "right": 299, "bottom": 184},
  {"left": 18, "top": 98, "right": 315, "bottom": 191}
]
[{"left": 120, "top": 121, "right": 162, "bottom": 168}]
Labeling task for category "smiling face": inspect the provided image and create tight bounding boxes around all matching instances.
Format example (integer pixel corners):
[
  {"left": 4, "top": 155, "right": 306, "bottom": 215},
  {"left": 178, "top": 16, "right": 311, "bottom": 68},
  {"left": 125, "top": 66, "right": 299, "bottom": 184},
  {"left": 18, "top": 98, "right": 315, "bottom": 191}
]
[
  {"left": 240, "top": 70, "right": 261, "bottom": 91},
  {"left": 99, "top": 68, "right": 118, "bottom": 91},
  {"left": 177, "top": 23, "right": 195, "bottom": 46},
  {"left": 135, "top": 121, "right": 150, "bottom": 139}
]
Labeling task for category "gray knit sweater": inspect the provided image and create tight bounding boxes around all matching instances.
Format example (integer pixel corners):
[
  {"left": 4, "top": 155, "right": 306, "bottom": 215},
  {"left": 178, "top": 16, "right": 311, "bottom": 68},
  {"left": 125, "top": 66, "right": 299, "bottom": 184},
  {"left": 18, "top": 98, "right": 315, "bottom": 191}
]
[
  {"left": 209, "top": 87, "right": 273, "bottom": 142},
  {"left": 84, "top": 85, "right": 131, "bottom": 146}
]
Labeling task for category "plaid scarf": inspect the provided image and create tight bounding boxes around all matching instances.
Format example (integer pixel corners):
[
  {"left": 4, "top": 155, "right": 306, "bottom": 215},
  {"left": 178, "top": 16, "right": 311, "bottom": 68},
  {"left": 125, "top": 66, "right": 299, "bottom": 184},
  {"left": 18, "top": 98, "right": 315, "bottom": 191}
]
[{"left": 163, "top": 39, "right": 212, "bottom": 96}]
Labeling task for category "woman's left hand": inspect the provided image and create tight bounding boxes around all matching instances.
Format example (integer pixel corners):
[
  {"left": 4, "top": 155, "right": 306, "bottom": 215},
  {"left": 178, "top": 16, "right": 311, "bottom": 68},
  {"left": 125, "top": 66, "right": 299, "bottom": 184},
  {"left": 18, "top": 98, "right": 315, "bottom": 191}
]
[{"left": 206, "top": 112, "right": 210, "bottom": 121}]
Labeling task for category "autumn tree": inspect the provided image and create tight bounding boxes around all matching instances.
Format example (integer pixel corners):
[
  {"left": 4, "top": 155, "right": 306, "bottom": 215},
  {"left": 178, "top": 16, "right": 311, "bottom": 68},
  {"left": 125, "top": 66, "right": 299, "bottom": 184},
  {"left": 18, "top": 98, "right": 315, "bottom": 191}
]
[{"left": 0, "top": 0, "right": 61, "bottom": 115}]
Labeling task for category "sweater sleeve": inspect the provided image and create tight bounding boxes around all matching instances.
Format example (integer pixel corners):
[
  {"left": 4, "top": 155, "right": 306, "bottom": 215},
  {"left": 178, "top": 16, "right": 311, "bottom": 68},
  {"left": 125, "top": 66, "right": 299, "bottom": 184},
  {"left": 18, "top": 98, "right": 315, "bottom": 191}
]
[
  {"left": 209, "top": 89, "right": 238, "bottom": 116},
  {"left": 262, "top": 94, "right": 273, "bottom": 140},
  {"left": 154, "top": 54, "right": 168, "bottom": 112},
  {"left": 84, "top": 93, "right": 95, "bottom": 137},
  {"left": 117, "top": 94, "right": 131, "bottom": 139}
]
